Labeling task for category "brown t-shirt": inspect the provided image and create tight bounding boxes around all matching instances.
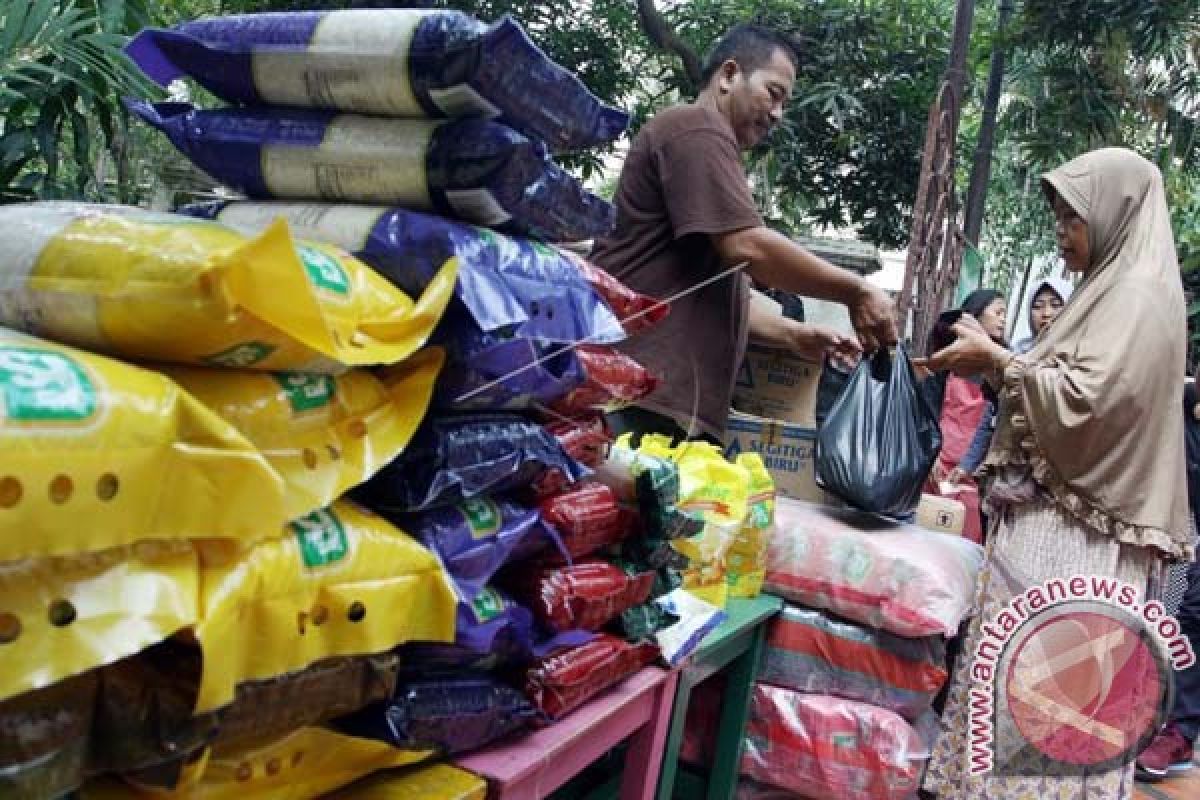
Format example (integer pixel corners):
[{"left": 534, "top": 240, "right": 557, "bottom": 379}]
[{"left": 591, "top": 104, "right": 762, "bottom": 439}]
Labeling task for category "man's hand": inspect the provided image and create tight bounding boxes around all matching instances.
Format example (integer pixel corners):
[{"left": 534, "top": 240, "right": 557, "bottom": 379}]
[
  {"left": 790, "top": 323, "right": 862, "bottom": 369},
  {"left": 848, "top": 281, "right": 899, "bottom": 353}
]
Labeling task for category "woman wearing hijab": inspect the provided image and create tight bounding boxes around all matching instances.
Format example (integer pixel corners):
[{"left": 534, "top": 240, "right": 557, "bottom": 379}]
[
  {"left": 918, "top": 148, "right": 1191, "bottom": 798},
  {"left": 922, "top": 288, "right": 1008, "bottom": 544}
]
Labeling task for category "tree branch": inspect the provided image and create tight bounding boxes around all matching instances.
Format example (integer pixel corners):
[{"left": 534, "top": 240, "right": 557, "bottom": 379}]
[{"left": 635, "top": 0, "right": 703, "bottom": 91}]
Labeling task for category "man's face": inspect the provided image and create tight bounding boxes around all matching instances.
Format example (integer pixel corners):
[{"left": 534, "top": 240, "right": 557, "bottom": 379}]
[{"left": 719, "top": 48, "right": 795, "bottom": 149}]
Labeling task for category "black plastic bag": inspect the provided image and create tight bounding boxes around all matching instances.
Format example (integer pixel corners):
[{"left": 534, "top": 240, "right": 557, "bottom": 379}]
[{"left": 815, "top": 347, "right": 941, "bottom": 518}]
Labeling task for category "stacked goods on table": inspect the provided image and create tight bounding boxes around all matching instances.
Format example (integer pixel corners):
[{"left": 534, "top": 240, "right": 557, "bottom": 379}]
[{"left": 0, "top": 8, "right": 680, "bottom": 799}]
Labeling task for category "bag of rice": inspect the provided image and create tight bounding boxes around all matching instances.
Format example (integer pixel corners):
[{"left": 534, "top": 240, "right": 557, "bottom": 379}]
[
  {"left": 0, "top": 327, "right": 286, "bottom": 564},
  {"left": 353, "top": 413, "right": 587, "bottom": 513},
  {"left": 125, "top": 9, "right": 628, "bottom": 151},
  {"left": 765, "top": 498, "right": 984, "bottom": 637},
  {"left": 741, "top": 687, "right": 931, "bottom": 800},
  {"left": 188, "top": 202, "right": 625, "bottom": 339},
  {"left": 162, "top": 348, "right": 443, "bottom": 521},
  {"left": 760, "top": 606, "right": 947, "bottom": 721},
  {"left": 129, "top": 102, "right": 614, "bottom": 242},
  {"left": 0, "top": 202, "right": 454, "bottom": 372}
]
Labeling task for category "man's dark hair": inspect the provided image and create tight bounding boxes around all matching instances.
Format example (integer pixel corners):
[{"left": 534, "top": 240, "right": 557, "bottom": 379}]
[{"left": 699, "top": 24, "right": 798, "bottom": 86}]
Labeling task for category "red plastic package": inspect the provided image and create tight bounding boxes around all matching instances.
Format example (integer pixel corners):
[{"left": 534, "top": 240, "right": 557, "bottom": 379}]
[
  {"left": 539, "top": 483, "right": 632, "bottom": 561},
  {"left": 524, "top": 633, "right": 659, "bottom": 718},
  {"left": 571, "top": 256, "right": 669, "bottom": 335},
  {"left": 548, "top": 345, "right": 658, "bottom": 416},
  {"left": 503, "top": 558, "right": 654, "bottom": 632},
  {"left": 533, "top": 415, "right": 613, "bottom": 498},
  {"left": 741, "top": 686, "right": 931, "bottom": 800}
]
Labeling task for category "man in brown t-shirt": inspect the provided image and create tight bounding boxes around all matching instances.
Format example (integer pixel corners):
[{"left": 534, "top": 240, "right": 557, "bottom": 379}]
[{"left": 591, "top": 24, "right": 897, "bottom": 442}]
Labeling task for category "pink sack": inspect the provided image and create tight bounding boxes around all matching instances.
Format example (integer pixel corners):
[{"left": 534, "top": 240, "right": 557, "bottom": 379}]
[
  {"left": 741, "top": 686, "right": 931, "bottom": 800},
  {"left": 765, "top": 498, "right": 983, "bottom": 637}
]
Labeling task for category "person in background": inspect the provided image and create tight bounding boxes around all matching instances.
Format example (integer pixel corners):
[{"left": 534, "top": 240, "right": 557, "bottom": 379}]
[
  {"left": 1135, "top": 364, "right": 1200, "bottom": 782},
  {"left": 917, "top": 147, "right": 1190, "bottom": 799},
  {"left": 592, "top": 24, "right": 894, "bottom": 446},
  {"left": 952, "top": 278, "right": 1076, "bottom": 514},
  {"left": 922, "top": 289, "right": 1008, "bottom": 544}
]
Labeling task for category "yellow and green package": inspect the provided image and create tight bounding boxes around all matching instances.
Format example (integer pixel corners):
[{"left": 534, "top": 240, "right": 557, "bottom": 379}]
[
  {"left": 726, "top": 453, "right": 776, "bottom": 598},
  {"left": 0, "top": 202, "right": 456, "bottom": 372},
  {"left": 327, "top": 764, "right": 487, "bottom": 800},
  {"left": 86, "top": 728, "right": 432, "bottom": 800},
  {"left": 0, "top": 326, "right": 287, "bottom": 564},
  {"left": 162, "top": 348, "right": 444, "bottom": 520},
  {"left": 191, "top": 500, "right": 456, "bottom": 713}
]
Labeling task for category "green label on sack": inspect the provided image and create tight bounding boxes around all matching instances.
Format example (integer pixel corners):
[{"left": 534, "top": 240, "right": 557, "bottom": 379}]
[
  {"left": 298, "top": 245, "right": 350, "bottom": 295},
  {"left": 292, "top": 508, "right": 350, "bottom": 568},
  {"left": 0, "top": 348, "right": 96, "bottom": 423},
  {"left": 203, "top": 341, "right": 276, "bottom": 368},
  {"left": 471, "top": 587, "right": 506, "bottom": 622},
  {"left": 274, "top": 372, "right": 336, "bottom": 413},
  {"left": 460, "top": 497, "right": 501, "bottom": 539}
]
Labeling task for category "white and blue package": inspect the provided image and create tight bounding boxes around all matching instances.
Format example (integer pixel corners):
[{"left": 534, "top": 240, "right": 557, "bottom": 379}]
[
  {"left": 185, "top": 202, "right": 625, "bottom": 342},
  {"left": 125, "top": 9, "right": 629, "bottom": 152},
  {"left": 128, "top": 101, "right": 615, "bottom": 242}
]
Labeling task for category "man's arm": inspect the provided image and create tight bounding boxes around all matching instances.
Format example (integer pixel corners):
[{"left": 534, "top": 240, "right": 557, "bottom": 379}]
[{"left": 714, "top": 226, "right": 898, "bottom": 351}]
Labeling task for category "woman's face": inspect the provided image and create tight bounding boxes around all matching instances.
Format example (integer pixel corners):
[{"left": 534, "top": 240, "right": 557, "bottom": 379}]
[
  {"left": 1030, "top": 287, "right": 1065, "bottom": 335},
  {"left": 976, "top": 297, "right": 1007, "bottom": 341},
  {"left": 1052, "top": 194, "right": 1091, "bottom": 272}
]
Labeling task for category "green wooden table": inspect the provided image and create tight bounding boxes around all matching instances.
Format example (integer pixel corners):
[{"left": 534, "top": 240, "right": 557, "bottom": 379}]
[{"left": 655, "top": 593, "right": 783, "bottom": 800}]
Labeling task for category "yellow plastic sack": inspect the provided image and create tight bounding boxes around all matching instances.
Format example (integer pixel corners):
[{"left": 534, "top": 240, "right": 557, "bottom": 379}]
[
  {"left": 327, "top": 764, "right": 487, "bottom": 800},
  {"left": 0, "top": 202, "right": 455, "bottom": 372},
  {"left": 85, "top": 728, "right": 432, "bottom": 800},
  {"left": 162, "top": 349, "right": 444, "bottom": 520},
  {"left": 0, "top": 326, "right": 287, "bottom": 563},
  {"left": 726, "top": 453, "right": 776, "bottom": 598},
  {"left": 0, "top": 501, "right": 456, "bottom": 709},
  {"left": 192, "top": 500, "right": 456, "bottom": 713}
]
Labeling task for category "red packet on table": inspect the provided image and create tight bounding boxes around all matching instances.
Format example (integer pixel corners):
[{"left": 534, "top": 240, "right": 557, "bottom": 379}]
[{"left": 523, "top": 633, "right": 659, "bottom": 719}]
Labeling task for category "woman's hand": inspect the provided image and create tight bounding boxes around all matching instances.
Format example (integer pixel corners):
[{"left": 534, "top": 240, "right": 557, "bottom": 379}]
[{"left": 914, "top": 317, "right": 1010, "bottom": 377}]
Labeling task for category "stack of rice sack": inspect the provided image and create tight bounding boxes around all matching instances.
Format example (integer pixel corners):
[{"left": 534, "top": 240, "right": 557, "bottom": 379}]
[
  {"left": 734, "top": 498, "right": 985, "bottom": 800},
  {"left": 119, "top": 6, "right": 690, "bottom": 771},
  {"left": 0, "top": 202, "right": 466, "bottom": 799}
]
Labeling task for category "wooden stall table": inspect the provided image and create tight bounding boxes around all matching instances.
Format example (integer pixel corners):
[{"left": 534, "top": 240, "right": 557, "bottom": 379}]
[
  {"left": 655, "top": 594, "right": 784, "bottom": 800},
  {"left": 455, "top": 666, "right": 679, "bottom": 800}
]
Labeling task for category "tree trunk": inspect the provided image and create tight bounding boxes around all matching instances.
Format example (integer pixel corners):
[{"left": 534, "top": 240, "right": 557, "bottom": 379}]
[
  {"left": 634, "top": 0, "right": 703, "bottom": 92},
  {"left": 963, "top": 0, "right": 1015, "bottom": 246}
]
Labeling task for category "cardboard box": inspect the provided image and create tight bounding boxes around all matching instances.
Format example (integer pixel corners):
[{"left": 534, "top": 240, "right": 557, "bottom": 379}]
[
  {"left": 723, "top": 412, "right": 832, "bottom": 505},
  {"left": 916, "top": 493, "right": 966, "bottom": 535},
  {"left": 732, "top": 345, "right": 821, "bottom": 427}
]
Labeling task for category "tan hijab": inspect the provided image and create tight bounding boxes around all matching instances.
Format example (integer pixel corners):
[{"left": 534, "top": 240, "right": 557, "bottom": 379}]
[{"left": 986, "top": 148, "right": 1191, "bottom": 559}]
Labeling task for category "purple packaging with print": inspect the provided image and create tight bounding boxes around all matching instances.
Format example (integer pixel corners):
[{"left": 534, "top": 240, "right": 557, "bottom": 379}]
[
  {"left": 353, "top": 413, "right": 588, "bottom": 513},
  {"left": 334, "top": 674, "right": 539, "bottom": 756},
  {"left": 184, "top": 201, "right": 626, "bottom": 341},
  {"left": 433, "top": 302, "right": 587, "bottom": 411},
  {"left": 127, "top": 100, "right": 614, "bottom": 242},
  {"left": 393, "top": 496, "right": 560, "bottom": 601},
  {"left": 125, "top": 10, "right": 628, "bottom": 151}
]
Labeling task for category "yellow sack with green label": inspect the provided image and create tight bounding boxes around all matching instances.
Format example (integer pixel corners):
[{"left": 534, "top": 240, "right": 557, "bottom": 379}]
[
  {"left": 0, "top": 202, "right": 455, "bottom": 372},
  {"left": 0, "top": 501, "right": 456, "bottom": 709},
  {"left": 85, "top": 728, "right": 432, "bottom": 800},
  {"left": 327, "top": 764, "right": 488, "bottom": 800},
  {"left": 726, "top": 453, "right": 775, "bottom": 598},
  {"left": 0, "top": 326, "right": 287, "bottom": 563},
  {"left": 161, "top": 349, "right": 444, "bottom": 520}
]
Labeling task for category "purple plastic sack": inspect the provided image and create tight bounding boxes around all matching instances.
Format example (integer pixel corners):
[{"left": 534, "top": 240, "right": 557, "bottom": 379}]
[
  {"left": 125, "top": 10, "right": 628, "bottom": 151},
  {"left": 128, "top": 100, "right": 614, "bottom": 242},
  {"left": 334, "top": 674, "right": 539, "bottom": 755},
  {"left": 184, "top": 201, "right": 626, "bottom": 339},
  {"left": 353, "top": 413, "right": 588, "bottom": 512},
  {"left": 395, "top": 495, "right": 561, "bottom": 601}
]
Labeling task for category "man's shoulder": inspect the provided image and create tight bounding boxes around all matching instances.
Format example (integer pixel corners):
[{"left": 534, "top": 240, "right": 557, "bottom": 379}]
[{"left": 640, "top": 103, "right": 735, "bottom": 142}]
